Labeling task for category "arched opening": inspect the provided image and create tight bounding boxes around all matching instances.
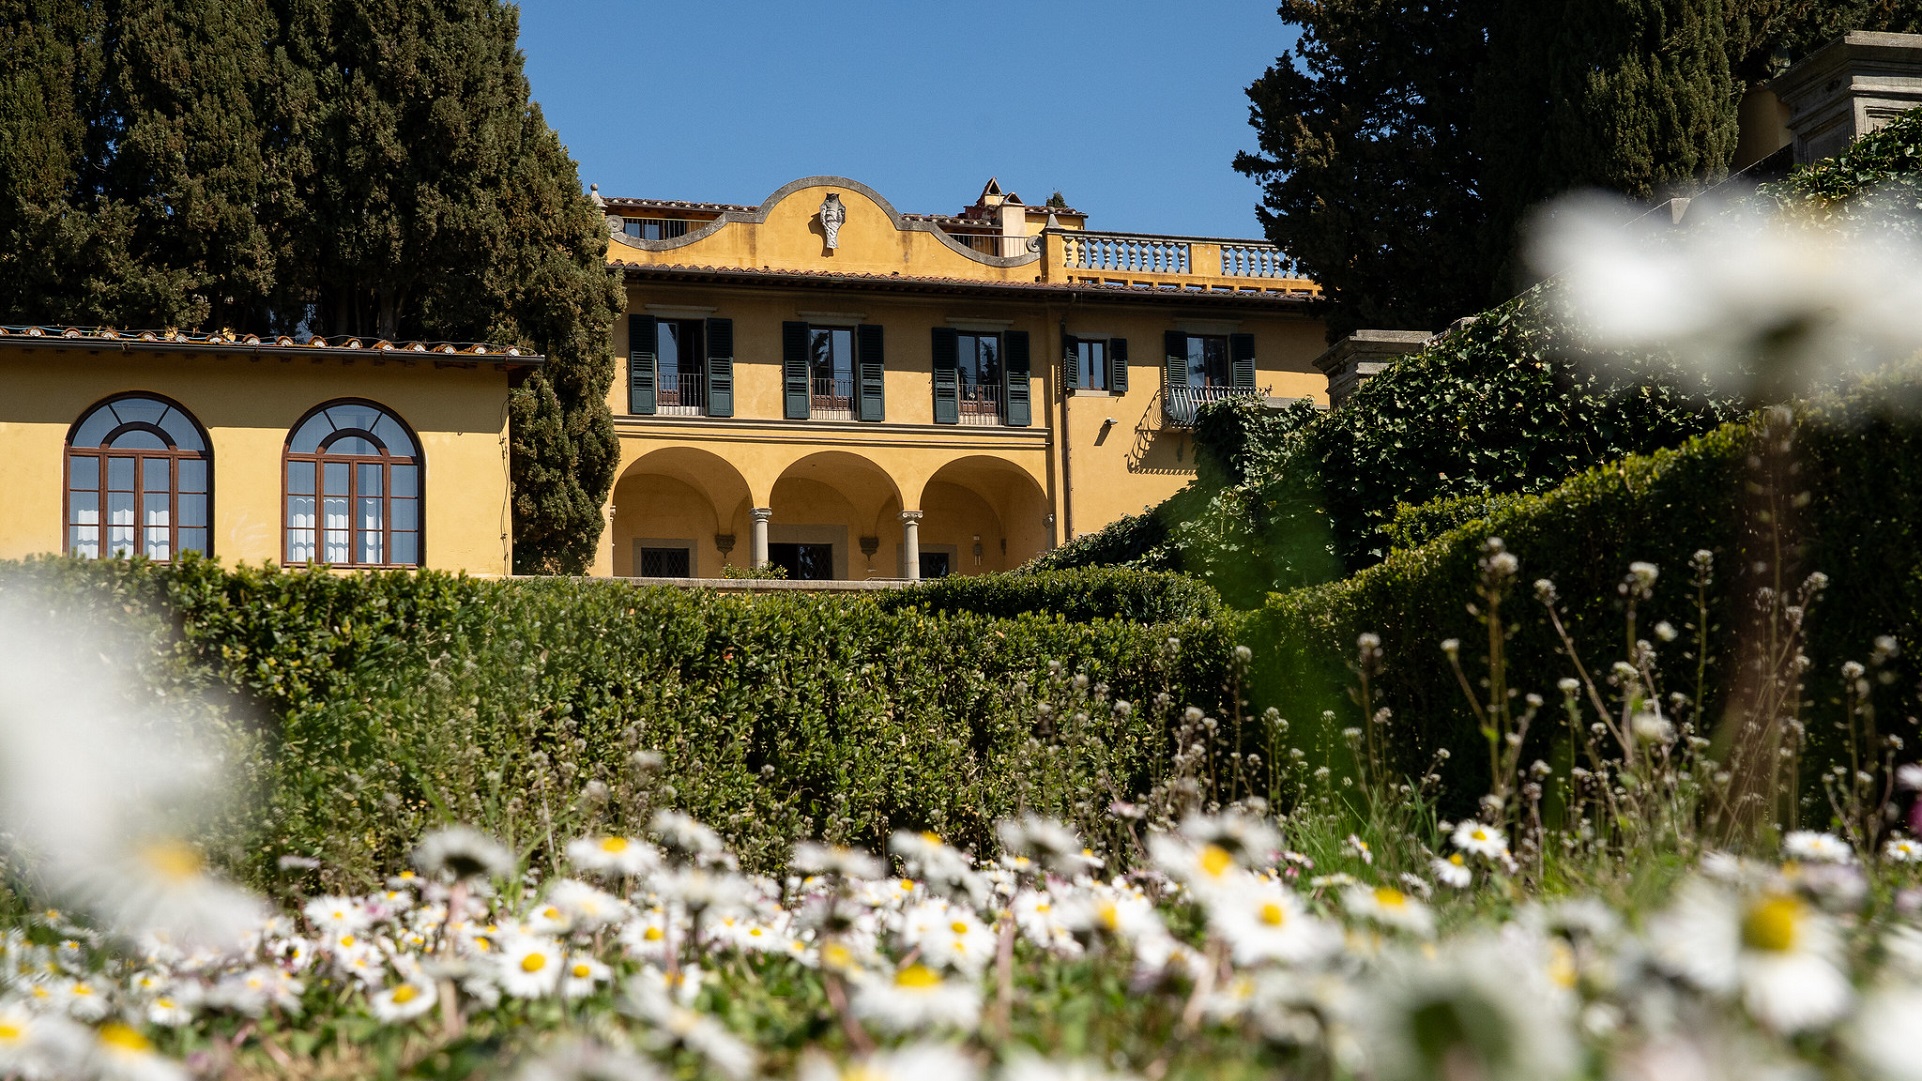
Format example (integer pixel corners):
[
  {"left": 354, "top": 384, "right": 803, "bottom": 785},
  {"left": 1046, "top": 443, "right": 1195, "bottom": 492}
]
[
  {"left": 611, "top": 447, "right": 753, "bottom": 577},
  {"left": 67, "top": 393, "right": 212, "bottom": 561},
  {"left": 769, "top": 451, "right": 903, "bottom": 580},
  {"left": 284, "top": 399, "right": 422, "bottom": 567},
  {"left": 920, "top": 456, "right": 1051, "bottom": 577}
]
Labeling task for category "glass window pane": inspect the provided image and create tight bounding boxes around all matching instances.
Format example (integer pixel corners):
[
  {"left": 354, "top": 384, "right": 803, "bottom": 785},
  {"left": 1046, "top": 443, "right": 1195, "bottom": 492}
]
[
  {"left": 69, "top": 490, "right": 98, "bottom": 527},
  {"left": 359, "top": 496, "right": 382, "bottom": 533},
  {"left": 358, "top": 462, "right": 382, "bottom": 497},
  {"left": 157, "top": 409, "right": 205, "bottom": 451},
  {"left": 178, "top": 458, "right": 207, "bottom": 494},
  {"left": 328, "top": 403, "right": 381, "bottom": 434},
  {"left": 178, "top": 528, "right": 208, "bottom": 556},
  {"left": 107, "top": 490, "right": 136, "bottom": 557},
  {"left": 358, "top": 511, "right": 383, "bottom": 564},
  {"left": 143, "top": 457, "right": 170, "bottom": 493},
  {"left": 145, "top": 527, "right": 170, "bottom": 562},
  {"left": 392, "top": 497, "right": 417, "bottom": 531},
  {"left": 72, "top": 408, "right": 116, "bottom": 448},
  {"left": 371, "top": 414, "right": 414, "bottom": 457},
  {"left": 289, "top": 414, "right": 332, "bottom": 453},
  {"left": 144, "top": 492, "right": 169, "bottom": 529},
  {"left": 69, "top": 455, "right": 99, "bottom": 491},
  {"left": 287, "top": 460, "right": 314, "bottom": 496},
  {"left": 391, "top": 532, "right": 418, "bottom": 567},
  {"left": 1187, "top": 337, "right": 1207, "bottom": 386},
  {"left": 328, "top": 435, "right": 377, "bottom": 456},
  {"left": 112, "top": 429, "right": 167, "bottom": 451},
  {"left": 831, "top": 329, "right": 853, "bottom": 381},
  {"left": 286, "top": 495, "right": 315, "bottom": 562},
  {"left": 323, "top": 496, "right": 350, "bottom": 563},
  {"left": 391, "top": 465, "right": 417, "bottom": 498},
  {"left": 110, "top": 398, "right": 166, "bottom": 426},
  {"left": 323, "top": 461, "right": 349, "bottom": 496},
  {"left": 70, "top": 524, "right": 100, "bottom": 559},
  {"left": 658, "top": 321, "right": 682, "bottom": 381},
  {"left": 180, "top": 493, "right": 207, "bottom": 529},
  {"left": 107, "top": 456, "right": 135, "bottom": 491}
]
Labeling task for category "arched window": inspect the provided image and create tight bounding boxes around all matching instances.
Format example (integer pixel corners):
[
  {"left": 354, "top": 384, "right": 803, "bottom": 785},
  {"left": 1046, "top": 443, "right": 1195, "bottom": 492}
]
[
  {"left": 66, "top": 395, "right": 211, "bottom": 561},
  {"left": 284, "top": 401, "right": 420, "bottom": 567}
]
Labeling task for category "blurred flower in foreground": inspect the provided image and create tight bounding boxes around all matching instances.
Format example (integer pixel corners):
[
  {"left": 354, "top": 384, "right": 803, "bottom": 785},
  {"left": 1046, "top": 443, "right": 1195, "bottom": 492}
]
[
  {"left": 1528, "top": 192, "right": 1922, "bottom": 399},
  {"left": 1649, "top": 878, "right": 1851, "bottom": 1033},
  {"left": 0, "top": 593, "right": 267, "bottom": 953}
]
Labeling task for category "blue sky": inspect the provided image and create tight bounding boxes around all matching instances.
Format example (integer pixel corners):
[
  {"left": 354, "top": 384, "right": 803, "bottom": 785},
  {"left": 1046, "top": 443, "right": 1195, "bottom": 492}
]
[{"left": 516, "top": 2, "right": 1299, "bottom": 238}]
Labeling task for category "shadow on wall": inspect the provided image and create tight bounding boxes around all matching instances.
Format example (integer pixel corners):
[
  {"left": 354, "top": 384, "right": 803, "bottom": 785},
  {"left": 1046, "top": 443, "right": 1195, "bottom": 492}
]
[{"left": 1126, "top": 391, "right": 1190, "bottom": 475}]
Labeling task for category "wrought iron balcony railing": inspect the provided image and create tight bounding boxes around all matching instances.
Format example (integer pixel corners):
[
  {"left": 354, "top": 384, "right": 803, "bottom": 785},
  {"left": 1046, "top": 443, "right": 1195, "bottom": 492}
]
[{"left": 1163, "top": 384, "right": 1267, "bottom": 428}]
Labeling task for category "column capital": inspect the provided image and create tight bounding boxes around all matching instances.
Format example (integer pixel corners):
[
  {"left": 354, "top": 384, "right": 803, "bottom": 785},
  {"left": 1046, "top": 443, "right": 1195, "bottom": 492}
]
[
  {"left": 898, "top": 510, "right": 924, "bottom": 523},
  {"left": 751, "top": 507, "right": 773, "bottom": 522}
]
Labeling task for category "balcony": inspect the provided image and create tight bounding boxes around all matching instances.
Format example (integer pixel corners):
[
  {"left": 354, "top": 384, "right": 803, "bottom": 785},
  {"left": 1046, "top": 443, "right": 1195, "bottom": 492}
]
[
  {"left": 811, "top": 375, "right": 854, "bottom": 420},
  {"left": 958, "top": 381, "right": 1003, "bottom": 427},
  {"left": 1163, "top": 384, "right": 1268, "bottom": 428},
  {"left": 1046, "top": 230, "right": 1318, "bottom": 297},
  {"left": 659, "top": 371, "right": 707, "bottom": 416}
]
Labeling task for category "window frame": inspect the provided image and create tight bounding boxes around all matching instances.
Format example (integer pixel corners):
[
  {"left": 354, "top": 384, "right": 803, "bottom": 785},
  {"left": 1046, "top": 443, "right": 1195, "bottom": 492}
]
[
  {"left": 656, "top": 318, "right": 707, "bottom": 414},
  {"left": 1186, "top": 334, "right": 1232, "bottom": 388},
  {"left": 282, "top": 399, "right": 423, "bottom": 569},
  {"left": 954, "top": 330, "right": 1005, "bottom": 418},
  {"left": 64, "top": 392, "right": 213, "bottom": 562}
]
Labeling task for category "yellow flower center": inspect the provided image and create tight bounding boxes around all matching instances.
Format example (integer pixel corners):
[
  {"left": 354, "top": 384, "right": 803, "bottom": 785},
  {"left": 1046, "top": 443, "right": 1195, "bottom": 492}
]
[
  {"left": 1742, "top": 894, "right": 1803, "bottom": 954},
  {"left": 1096, "top": 900, "right": 1121, "bottom": 932},
  {"left": 572, "top": 963, "right": 593, "bottom": 979},
  {"left": 1258, "top": 901, "right": 1287, "bottom": 927},
  {"left": 339, "top": 934, "right": 356, "bottom": 949},
  {"left": 391, "top": 984, "right": 419, "bottom": 1005},
  {"left": 98, "top": 1023, "right": 151, "bottom": 1053},
  {"left": 644, "top": 926, "right": 664, "bottom": 942},
  {"left": 73, "top": 983, "right": 94, "bottom": 997},
  {"left": 598, "top": 837, "right": 630, "bottom": 853},
  {"left": 0, "top": 1021, "right": 22, "bottom": 1043},
  {"left": 894, "top": 963, "right": 941, "bottom": 989},
  {"left": 1448, "top": 854, "right": 1465, "bottom": 866},
  {"left": 920, "top": 831, "right": 942, "bottom": 845},
  {"left": 821, "top": 942, "right": 854, "bottom": 969},
  {"left": 137, "top": 839, "right": 203, "bottom": 884},
  {"left": 1199, "top": 844, "right": 1235, "bottom": 879},
  {"left": 1471, "top": 828, "right": 1489, "bottom": 842},
  {"left": 1373, "top": 887, "right": 1406, "bottom": 908},
  {"left": 949, "top": 920, "right": 970, "bottom": 935},
  {"left": 520, "top": 952, "right": 548, "bottom": 973}
]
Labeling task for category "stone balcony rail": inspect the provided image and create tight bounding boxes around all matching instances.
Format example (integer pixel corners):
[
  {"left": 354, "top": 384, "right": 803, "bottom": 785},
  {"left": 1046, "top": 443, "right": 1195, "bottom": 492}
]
[
  {"left": 1061, "top": 232, "right": 1193, "bottom": 275},
  {"left": 1219, "top": 242, "right": 1297, "bottom": 279},
  {"left": 1042, "top": 230, "right": 1318, "bottom": 296}
]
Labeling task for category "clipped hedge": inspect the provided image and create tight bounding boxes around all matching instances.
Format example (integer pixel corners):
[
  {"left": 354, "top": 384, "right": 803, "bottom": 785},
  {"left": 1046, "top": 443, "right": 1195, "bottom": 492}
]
[
  {"left": 0, "top": 560, "right": 1239, "bottom": 890},
  {"left": 877, "top": 567, "right": 1221, "bottom": 623},
  {"left": 1241, "top": 372, "right": 1922, "bottom": 811}
]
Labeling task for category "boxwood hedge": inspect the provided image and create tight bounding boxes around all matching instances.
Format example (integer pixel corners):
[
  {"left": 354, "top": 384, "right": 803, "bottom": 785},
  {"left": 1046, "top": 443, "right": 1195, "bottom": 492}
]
[{"left": 877, "top": 567, "right": 1221, "bottom": 623}]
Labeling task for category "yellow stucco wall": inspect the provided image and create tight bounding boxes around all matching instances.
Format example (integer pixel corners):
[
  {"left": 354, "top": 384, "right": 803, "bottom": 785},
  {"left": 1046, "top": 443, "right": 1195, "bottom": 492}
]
[{"left": 0, "top": 346, "right": 515, "bottom": 574}]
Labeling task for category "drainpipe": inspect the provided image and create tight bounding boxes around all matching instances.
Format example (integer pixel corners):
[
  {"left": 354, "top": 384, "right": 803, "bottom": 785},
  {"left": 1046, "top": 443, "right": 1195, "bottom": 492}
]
[{"left": 1058, "top": 295, "right": 1077, "bottom": 543}]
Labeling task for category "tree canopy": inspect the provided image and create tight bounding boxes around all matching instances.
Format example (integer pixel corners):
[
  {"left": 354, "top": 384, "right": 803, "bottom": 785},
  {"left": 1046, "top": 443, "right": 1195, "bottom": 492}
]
[
  {"left": 0, "top": 0, "right": 619, "bottom": 573},
  {"left": 1237, "top": 1, "right": 1922, "bottom": 339}
]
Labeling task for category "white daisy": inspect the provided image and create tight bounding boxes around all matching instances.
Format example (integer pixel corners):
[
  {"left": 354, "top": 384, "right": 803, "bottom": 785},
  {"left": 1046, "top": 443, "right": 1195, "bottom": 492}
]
[
  {"left": 1849, "top": 984, "right": 1922, "bottom": 1081},
  {"left": 1650, "top": 879, "right": 1852, "bottom": 1033},
  {"left": 302, "top": 895, "right": 371, "bottom": 936},
  {"left": 565, "top": 835, "right": 661, "bottom": 878},
  {"left": 849, "top": 962, "right": 982, "bottom": 1034},
  {"left": 88, "top": 1022, "right": 187, "bottom": 1081},
  {"left": 559, "top": 955, "right": 612, "bottom": 1000},
  {"left": 1208, "top": 879, "right": 1338, "bottom": 967},
  {"left": 797, "top": 1044, "right": 978, "bottom": 1081},
  {"left": 495, "top": 935, "right": 563, "bottom": 999},
  {"left": 1342, "top": 885, "right": 1436, "bottom": 937},
  {"left": 1451, "top": 821, "right": 1510, "bottom": 862},
  {"left": 1432, "top": 855, "right": 1472, "bottom": 889},
  {"left": 1886, "top": 838, "right": 1922, "bottom": 863},
  {"left": 368, "top": 976, "right": 438, "bottom": 1023},
  {"left": 543, "top": 879, "right": 626, "bottom": 932},
  {"left": 412, "top": 826, "right": 514, "bottom": 882},
  {"left": 1783, "top": 830, "right": 1854, "bottom": 864}
]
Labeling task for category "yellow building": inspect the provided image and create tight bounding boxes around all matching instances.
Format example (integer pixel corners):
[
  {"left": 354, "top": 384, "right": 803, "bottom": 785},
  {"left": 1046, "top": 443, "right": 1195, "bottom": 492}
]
[
  {"left": 0, "top": 328, "right": 532, "bottom": 575},
  {"left": 596, "top": 175, "right": 1327, "bottom": 581}
]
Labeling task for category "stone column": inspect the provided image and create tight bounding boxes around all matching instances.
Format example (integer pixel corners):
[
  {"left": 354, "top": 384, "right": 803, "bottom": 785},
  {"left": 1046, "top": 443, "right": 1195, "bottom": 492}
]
[
  {"left": 900, "top": 510, "right": 923, "bottom": 581},
  {"left": 750, "top": 507, "right": 772, "bottom": 569}
]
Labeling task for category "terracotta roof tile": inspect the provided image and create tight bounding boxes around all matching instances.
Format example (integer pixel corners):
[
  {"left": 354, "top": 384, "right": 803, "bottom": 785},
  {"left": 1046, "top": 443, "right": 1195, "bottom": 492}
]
[
  {"left": 0, "top": 325, "right": 544, "bottom": 365},
  {"left": 608, "top": 263, "right": 1319, "bottom": 304}
]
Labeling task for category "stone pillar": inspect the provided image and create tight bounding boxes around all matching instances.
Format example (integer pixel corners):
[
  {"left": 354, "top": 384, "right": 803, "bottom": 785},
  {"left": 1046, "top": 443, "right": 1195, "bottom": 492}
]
[
  {"left": 750, "top": 507, "right": 772, "bottom": 569},
  {"left": 1771, "top": 32, "right": 1922, "bottom": 166},
  {"left": 1311, "top": 330, "right": 1433, "bottom": 410},
  {"left": 900, "top": 510, "right": 923, "bottom": 581}
]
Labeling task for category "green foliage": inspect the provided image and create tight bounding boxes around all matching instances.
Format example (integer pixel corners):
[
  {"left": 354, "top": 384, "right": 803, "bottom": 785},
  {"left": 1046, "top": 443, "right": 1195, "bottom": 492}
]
[
  {"left": 1240, "top": 371, "right": 1922, "bottom": 813},
  {"left": 0, "top": 0, "right": 619, "bottom": 573},
  {"left": 0, "top": 559, "right": 1240, "bottom": 891},
  {"left": 1190, "top": 394, "right": 1321, "bottom": 487},
  {"left": 1048, "top": 293, "right": 1740, "bottom": 605},
  {"left": 1234, "top": 1, "right": 1905, "bottom": 335},
  {"left": 879, "top": 568, "right": 1222, "bottom": 624},
  {"left": 1762, "top": 105, "right": 1922, "bottom": 224},
  {"left": 1028, "top": 511, "right": 1174, "bottom": 574}
]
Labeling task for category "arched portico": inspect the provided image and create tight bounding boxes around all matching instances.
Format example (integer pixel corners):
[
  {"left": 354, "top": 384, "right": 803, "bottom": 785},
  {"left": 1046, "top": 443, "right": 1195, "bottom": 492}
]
[
  {"left": 610, "top": 447, "right": 753, "bottom": 577},
  {"left": 919, "top": 456, "right": 1052, "bottom": 576},
  {"left": 766, "top": 451, "right": 903, "bottom": 580}
]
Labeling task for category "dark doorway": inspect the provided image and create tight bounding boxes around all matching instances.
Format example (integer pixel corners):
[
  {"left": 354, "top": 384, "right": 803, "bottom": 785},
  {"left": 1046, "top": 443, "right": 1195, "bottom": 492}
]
[
  {"left": 768, "top": 542, "right": 834, "bottom": 581},
  {"left": 919, "top": 552, "right": 952, "bottom": 579}
]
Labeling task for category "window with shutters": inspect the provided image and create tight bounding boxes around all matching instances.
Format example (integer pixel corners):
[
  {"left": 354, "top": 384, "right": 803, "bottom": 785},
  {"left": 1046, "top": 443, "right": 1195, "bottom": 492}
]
[
  {"left": 656, "top": 319, "right": 706, "bottom": 416},
  {"left": 809, "top": 327, "right": 856, "bottom": 419},
  {"left": 284, "top": 400, "right": 421, "bottom": 568},
  {"left": 1075, "top": 339, "right": 1109, "bottom": 391},
  {"left": 66, "top": 395, "right": 211, "bottom": 561},
  {"left": 956, "top": 332, "right": 1004, "bottom": 424},
  {"left": 784, "top": 322, "right": 882, "bottom": 422},
  {"left": 1184, "top": 334, "right": 1232, "bottom": 388}
]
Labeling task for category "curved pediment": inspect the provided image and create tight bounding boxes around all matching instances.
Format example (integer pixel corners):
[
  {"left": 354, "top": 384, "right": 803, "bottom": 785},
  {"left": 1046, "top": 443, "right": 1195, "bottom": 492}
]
[{"left": 607, "top": 175, "right": 1041, "bottom": 274}]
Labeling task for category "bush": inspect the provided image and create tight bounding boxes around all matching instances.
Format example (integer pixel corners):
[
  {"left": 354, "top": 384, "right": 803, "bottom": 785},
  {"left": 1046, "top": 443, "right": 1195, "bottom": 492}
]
[
  {"left": 1240, "top": 369, "right": 1922, "bottom": 813},
  {"left": 0, "top": 560, "right": 1241, "bottom": 891},
  {"left": 1763, "top": 105, "right": 1922, "bottom": 221},
  {"left": 878, "top": 567, "right": 1221, "bottom": 623},
  {"left": 1036, "top": 292, "right": 1741, "bottom": 605}
]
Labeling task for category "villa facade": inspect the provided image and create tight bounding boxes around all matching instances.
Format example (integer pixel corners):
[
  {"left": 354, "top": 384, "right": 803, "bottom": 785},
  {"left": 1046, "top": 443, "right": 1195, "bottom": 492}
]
[{"left": 595, "top": 176, "right": 1327, "bottom": 581}]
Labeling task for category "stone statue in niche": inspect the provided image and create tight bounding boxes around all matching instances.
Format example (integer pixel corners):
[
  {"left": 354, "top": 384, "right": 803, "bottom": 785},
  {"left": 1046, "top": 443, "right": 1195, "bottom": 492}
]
[{"left": 819, "top": 193, "right": 846, "bottom": 250}]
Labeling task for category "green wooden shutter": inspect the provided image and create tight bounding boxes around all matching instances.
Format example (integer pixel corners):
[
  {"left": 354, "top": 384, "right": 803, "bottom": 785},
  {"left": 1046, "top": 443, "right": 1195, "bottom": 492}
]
[
  {"left": 1003, "top": 330, "right": 1031, "bottom": 427},
  {"left": 1230, "top": 332, "right": 1257, "bottom": 389},
  {"left": 704, "top": 317, "right": 734, "bottom": 417},
  {"left": 857, "top": 323, "right": 885, "bottom": 422},
  {"left": 1061, "top": 333, "right": 1081, "bottom": 391},
  {"left": 628, "top": 314, "right": 658, "bottom": 415},
  {"left": 1164, "top": 330, "right": 1188, "bottom": 389},
  {"left": 782, "top": 321, "right": 811, "bottom": 420},
  {"left": 931, "top": 327, "right": 959, "bottom": 425},
  {"left": 1110, "top": 337, "right": 1129, "bottom": 395}
]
